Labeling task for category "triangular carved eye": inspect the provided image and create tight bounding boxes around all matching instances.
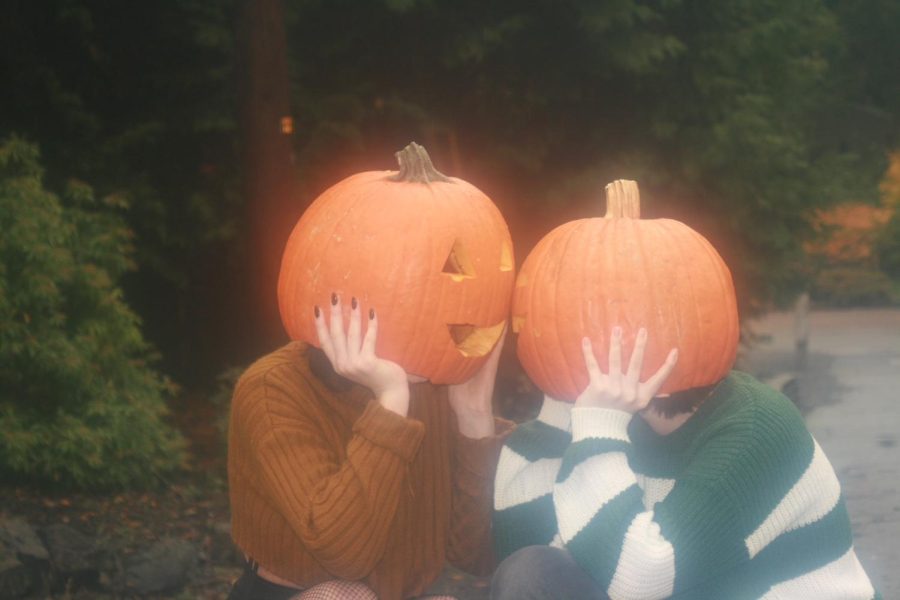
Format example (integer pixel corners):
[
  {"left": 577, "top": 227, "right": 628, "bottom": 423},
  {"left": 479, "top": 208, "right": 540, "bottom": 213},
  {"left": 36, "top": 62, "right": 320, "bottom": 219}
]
[{"left": 442, "top": 239, "right": 476, "bottom": 282}]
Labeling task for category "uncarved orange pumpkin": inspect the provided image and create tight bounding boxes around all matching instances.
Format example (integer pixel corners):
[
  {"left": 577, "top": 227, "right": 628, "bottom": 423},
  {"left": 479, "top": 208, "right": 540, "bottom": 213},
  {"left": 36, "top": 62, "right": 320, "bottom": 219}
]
[
  {"left": 278, "top": 142, "right": 514, "bottom": 384},
  {"left": 513, "top": 180, "right": 739, "bottom": 401}
]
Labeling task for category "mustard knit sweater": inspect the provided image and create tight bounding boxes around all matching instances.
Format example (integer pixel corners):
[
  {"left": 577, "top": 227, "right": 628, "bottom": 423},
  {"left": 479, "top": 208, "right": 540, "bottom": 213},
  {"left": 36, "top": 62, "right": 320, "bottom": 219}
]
[{"left": 228, "top": 342, "right": 510, "bottom": 600}]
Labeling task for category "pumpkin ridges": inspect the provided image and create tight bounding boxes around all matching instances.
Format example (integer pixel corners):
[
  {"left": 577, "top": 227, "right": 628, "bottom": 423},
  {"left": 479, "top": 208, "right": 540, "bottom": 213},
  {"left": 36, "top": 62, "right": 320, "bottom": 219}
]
[
  {"left": 656, "top": 217, "right": 737, "bottom": 391},
  {"left": 530, "top": 223, "right": 565, "bottom": 396},
  {"left": 685, "top": 220, "right": 736, "bottom": 387},
  {"left": 573, "top": 222, "right": 595, "bottom": 391},
  {"left": 626, "top": 218, "right": 651, "bottom": 381},
  {"left": 278, "top": 150, "right": 514, "bottom": 384},
  {"left": 555, "top": 221, "right": 589, "bottom": 397},
  {"left": 653, "top": 219, "right": 694, "bottom": 391},
  {"left": 512, "top": 180, "right": 739, "bottom": 401},
  {"left": 662, "top": 218, "right": 703, "bottom": 390},
  {"left": 520, "top": 220, "right": 585, "bottom": 399},
  {"left": 680, "top": 223, "right": 718, "bottom": 387},
  {"left": 279, "top": 172, "right": 382, "bottom": 341},
  {"left": 695, "top": 227, "right": 739, "bottom": 384}
]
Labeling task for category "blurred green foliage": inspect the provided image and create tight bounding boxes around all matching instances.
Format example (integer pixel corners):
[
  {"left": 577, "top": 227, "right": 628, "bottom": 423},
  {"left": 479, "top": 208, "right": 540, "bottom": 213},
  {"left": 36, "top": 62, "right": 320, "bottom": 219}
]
[
  {"left": 0, "top": 137, "right": 185, "bottom": 489},
  {"left": 2, "top": 0, "right": 899, "bottom": 384},
  {"left": 1, "top": 0, "right": 243, "bottom": 382},
  {"left": 281, "top": 0, "right": 897, "bottom": 308},
  {"left": 810, "top": 266, "right": 897, "bottom": 307}
]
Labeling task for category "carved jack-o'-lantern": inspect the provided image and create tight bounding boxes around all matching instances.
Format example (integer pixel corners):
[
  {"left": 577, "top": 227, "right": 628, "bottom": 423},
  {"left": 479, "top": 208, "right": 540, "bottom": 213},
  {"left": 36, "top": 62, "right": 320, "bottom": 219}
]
[
  {"left": 278, "top": 143, "right": 515, "bottom": 384},
  {"left": 513, "top": 180, "right": 739, "bottom": 401}
]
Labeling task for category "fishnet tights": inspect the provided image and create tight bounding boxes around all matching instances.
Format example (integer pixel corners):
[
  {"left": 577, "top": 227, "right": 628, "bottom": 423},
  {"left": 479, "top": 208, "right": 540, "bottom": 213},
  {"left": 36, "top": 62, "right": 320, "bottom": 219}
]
[{"left": 289, "top": 580, "right": 455, "bottom": 600}]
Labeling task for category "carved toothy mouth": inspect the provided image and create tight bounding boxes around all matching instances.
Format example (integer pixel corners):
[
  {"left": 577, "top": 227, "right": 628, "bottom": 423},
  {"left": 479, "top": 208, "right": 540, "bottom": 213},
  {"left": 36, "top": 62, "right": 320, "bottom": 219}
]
[{"left": 447, "top": 321, "right": 505, "bottom": 357}]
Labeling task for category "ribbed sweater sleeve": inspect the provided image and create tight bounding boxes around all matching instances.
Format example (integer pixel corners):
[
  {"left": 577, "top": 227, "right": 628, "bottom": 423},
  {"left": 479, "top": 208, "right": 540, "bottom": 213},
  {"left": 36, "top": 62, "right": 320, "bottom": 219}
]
[
  {"left": 254, "top": 376, "right": 424, "bottom": 580},
  {"left": 446, "top": 416, "right": 515, "bottom": 575}
]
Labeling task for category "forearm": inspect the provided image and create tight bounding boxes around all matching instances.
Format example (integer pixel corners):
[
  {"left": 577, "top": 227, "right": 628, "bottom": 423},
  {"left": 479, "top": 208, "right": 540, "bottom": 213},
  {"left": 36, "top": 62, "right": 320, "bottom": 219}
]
[
  {"left": 455, "top": 407, "right": 495, "bottom": 439},
  {"left": 447, "top": 417, "right": 514, "bottom": 574}
]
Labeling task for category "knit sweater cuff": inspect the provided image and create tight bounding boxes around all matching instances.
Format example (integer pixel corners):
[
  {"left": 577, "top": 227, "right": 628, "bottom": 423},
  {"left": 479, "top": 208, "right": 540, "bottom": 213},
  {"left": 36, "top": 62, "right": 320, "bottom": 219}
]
[
  {"left": 455, "top": 417, "right": 515, "bottom": 480},
  {"left": 537, "top": 396, "right": 573, "bottom": 432},
  {"left": 353, "top": 400, "right": 425, "bottom": 462},
  {"left": 571, "top": 407, "right": 632, "bottom": 443}
]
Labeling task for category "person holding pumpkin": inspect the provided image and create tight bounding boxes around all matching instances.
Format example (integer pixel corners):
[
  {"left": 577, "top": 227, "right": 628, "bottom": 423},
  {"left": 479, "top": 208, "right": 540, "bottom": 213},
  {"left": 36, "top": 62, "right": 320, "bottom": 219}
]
[
  {"left": 490, "top": 180, "right": 878, "bottom": 599},
  {"left": 226, "top": 143, "right": 515, "bottom": 600}
]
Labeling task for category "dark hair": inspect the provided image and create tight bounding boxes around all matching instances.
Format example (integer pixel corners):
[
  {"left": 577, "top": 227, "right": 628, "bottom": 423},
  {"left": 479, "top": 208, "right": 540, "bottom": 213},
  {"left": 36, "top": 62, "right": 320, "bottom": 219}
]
[{"left": 646, "top": 381, "right": 719, "bottom": 417}]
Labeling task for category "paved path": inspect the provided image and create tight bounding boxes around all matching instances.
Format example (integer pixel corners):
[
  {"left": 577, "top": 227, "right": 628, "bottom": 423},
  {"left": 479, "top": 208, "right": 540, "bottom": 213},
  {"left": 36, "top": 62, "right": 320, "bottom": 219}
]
[{"left": 742, "top": 308, "right": 900, "bottom": 598}]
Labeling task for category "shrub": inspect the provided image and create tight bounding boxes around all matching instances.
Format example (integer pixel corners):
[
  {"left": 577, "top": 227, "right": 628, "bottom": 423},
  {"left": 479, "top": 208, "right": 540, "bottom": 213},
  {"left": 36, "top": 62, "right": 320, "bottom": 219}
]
[
  {"left": 875, "top": 210, "right": 900, "bottom": 281},
  {"left": 0, "top": 136, "right": 185, "bottom": 489},
  {"left": 810, "top": 265, "right": 897, "bottom": 307}
]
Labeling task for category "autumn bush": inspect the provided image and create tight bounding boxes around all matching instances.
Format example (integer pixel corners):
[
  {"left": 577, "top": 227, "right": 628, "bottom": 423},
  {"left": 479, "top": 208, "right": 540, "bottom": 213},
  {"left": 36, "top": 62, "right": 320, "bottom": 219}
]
[
  {"left": 0, "top": 137, "right": 185, "bottom": 489},
  {"left": 875, "top": 211, "right": 900, "bottom": 282}
]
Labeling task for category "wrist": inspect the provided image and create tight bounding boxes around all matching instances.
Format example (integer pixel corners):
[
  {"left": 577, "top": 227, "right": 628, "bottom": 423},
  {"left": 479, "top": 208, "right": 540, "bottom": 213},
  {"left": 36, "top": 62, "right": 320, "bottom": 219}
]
[
  {"left": 378, "top": 385, "right": 410, "bottom": 416},
  {"left": 455, "top": 409, "right": 494, "bottom": 439}
]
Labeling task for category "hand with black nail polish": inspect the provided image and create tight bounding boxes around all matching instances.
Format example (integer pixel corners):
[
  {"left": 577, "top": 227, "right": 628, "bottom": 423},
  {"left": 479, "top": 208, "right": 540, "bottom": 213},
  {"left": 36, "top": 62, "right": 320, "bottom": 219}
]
[{"left": 312, "top": 293, "right": 410, "bottom": 416}]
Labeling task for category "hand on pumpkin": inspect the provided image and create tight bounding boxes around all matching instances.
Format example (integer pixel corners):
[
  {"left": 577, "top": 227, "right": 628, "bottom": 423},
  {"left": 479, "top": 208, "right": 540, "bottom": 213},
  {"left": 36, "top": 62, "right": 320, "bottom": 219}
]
[
  {"left": 447, "top": 324, "right": 507, "bottom": 439},
  {"left": 575, "top": 327, "right": 678, "bottom": 414},
  {"left": 314, "top": 294, "right": 410, "bottom": 416}
]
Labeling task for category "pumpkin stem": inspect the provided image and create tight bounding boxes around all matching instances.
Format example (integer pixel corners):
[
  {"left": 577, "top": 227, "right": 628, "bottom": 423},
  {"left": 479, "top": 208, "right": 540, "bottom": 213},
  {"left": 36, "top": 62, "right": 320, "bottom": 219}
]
[
  {"left": 604, "top": 179, "right": 641, "bottom": 218},
  {"left": 390, "top": 142, "right": 452, "bottom": 184}
]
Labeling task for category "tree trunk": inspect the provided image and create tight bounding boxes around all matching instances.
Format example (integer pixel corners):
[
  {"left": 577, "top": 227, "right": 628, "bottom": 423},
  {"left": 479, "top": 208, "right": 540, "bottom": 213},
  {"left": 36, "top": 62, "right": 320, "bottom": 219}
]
[{"left": 235, "top": 0, "right": 295, "bottom": 357}]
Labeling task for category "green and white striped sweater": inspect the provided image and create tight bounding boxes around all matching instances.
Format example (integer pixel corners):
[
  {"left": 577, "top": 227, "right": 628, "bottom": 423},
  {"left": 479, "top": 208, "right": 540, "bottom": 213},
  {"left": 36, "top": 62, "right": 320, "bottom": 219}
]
[{"left": 493, "top": 371, "right": 878, "bottom": 599}]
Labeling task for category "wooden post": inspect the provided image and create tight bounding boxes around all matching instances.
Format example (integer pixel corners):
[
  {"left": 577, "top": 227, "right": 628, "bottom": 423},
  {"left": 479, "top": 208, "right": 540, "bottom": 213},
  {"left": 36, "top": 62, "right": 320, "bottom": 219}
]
[
  {"left": 794, "top": 291, "right": 810, "bottom": 369},
  {"left": 236, "top": 0, "right": 296, "bottom": 355}
]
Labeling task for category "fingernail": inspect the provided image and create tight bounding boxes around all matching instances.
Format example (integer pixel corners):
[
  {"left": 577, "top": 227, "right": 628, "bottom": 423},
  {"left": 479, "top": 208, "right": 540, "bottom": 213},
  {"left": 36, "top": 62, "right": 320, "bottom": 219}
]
[
  {"left": 331, "top": 292, "right": 338, "bottom": 306},
  {"left": 639, "top": 328, "right": 647, "bottom": 339},
  {"left": 314, "top": 305, "right": 320, "bottom": 318},
  {"left": 351, "top": 297, "right": 358, "bottom": 309},
  {"left": 614, "top": 326, "right": 622, "bottom": 338},
  {"left": 369, "top": 308, "right": 375, "bottom": 320},
  {"left": 582, "top": 337, "right": 591, "bottom": 346}
]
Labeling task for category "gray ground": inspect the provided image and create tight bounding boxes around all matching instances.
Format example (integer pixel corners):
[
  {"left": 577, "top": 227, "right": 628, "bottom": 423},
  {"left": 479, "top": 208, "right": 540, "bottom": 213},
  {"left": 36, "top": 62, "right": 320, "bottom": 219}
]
[{"left": 740, "top": 308, "right": 900, "bottom": 599}]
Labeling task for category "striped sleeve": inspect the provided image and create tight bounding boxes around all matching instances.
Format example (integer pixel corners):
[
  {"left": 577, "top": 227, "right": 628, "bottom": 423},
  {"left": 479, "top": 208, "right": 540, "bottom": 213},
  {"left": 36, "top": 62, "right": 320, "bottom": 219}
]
[
  {"left": 552, "top": 407, "right": 679, "bottom": 600},
  {"left": 493, "top": 396, "right": 572, "bottom": 560}
]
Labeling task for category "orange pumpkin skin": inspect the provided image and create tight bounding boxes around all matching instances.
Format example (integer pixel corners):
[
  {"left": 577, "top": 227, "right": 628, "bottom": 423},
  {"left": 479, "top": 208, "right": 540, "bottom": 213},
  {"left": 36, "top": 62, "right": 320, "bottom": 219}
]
[
  {"left": 278, "top": 143, "right": 514, "bottom": 384},
  {"left": 512, "top": 180, "right": 739, "bottom": 401}
]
